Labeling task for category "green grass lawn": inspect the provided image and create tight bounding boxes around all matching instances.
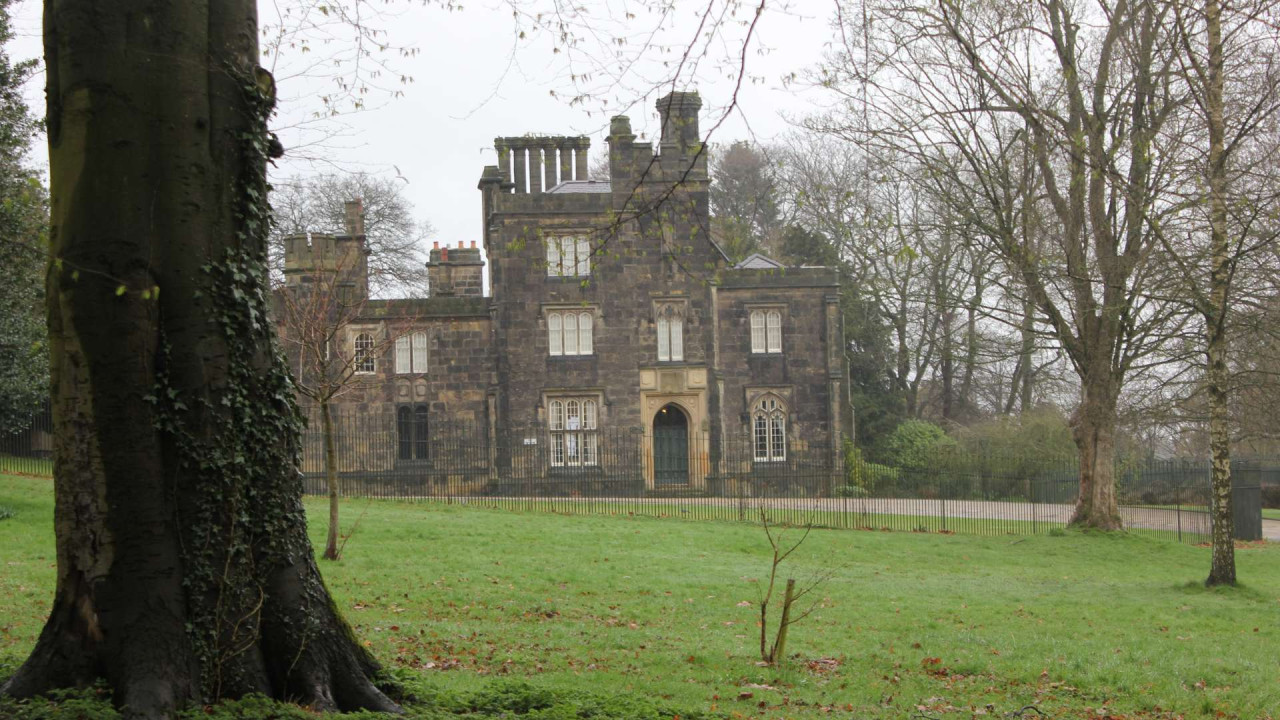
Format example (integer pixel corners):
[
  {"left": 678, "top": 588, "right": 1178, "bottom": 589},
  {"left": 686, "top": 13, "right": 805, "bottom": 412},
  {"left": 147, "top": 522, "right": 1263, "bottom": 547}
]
[{"left": 1, "top": 473, "right": 1277, "bottom": 719}]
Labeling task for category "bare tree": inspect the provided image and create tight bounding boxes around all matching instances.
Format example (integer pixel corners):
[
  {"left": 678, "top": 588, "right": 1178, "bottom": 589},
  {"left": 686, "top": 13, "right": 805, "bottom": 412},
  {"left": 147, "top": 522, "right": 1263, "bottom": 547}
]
[
  {"left": 271, "top": 172, "right": 433, "bottom": 296},
  {"left": 274, "top": 235, "right": 412, "bottom": 561},
  {"left": 1160, "top": 0, "right": 1280, "bottom": 584},
  {"left": 818, "top": 0, "right": 1193, "bottom": 529},
  {"left": 755, "top": 508, "right": 833, "bottom": 665},
  {"left": 776, "top": 135, "right": 999, "bottom": 424}
]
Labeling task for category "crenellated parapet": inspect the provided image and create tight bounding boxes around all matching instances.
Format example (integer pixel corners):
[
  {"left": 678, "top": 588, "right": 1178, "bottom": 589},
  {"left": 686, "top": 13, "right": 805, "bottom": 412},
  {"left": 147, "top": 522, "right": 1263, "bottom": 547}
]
[{"left": 283, "top": 232, "right": 366, "bottom": 280}]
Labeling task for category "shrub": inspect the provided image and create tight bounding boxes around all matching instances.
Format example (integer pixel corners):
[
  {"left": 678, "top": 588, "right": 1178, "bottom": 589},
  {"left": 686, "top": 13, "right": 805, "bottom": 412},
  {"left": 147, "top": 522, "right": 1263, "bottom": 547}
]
[
  {"left": 1262, "top": 485, "right": 1280, "bottom": 510},
  {"left": 0, "top": 505, "right": 13, "bottom": 521},
  {"left": 842, "top": 440, "right": 899, "bottom": 495},
  {"left": 875, "top": 420, "right": 957, "bottom": 471},
  {"left": 953, "top": 406, "right": 1075, "bottom": 459}
]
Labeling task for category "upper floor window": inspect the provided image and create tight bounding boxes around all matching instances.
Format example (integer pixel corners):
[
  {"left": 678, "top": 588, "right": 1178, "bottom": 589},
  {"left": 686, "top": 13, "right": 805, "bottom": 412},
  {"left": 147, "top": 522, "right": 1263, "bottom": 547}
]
[
  {"left": 546, "top": 236, "right": 591, "bottom": 277},
  {"left": 548, "top": 397, "right": 599, "bottom": 467},
  {"left": 750, "top": 309, "right": 782, "bottom": 354},
  {"left": 548, "top": 309, "right": 593, "bottom": 356},
  {"left": 656, "top": 304, "right": 684, "bottom": 362},
  {"left": 753, "top": 396, "right": 786, "bottom": 462},
  {"left": 353, "top": 332, "right": 376, "bottom": 374},
  {"left": 395, "top": 331, "right": 429, "bottom": 374}
]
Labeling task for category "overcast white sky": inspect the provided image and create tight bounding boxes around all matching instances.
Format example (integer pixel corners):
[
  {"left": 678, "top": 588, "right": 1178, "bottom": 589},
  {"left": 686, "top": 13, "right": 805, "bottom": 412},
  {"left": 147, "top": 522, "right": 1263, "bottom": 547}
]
[{"left": 9, "top": 0, "right": 841, "bottom": 254}]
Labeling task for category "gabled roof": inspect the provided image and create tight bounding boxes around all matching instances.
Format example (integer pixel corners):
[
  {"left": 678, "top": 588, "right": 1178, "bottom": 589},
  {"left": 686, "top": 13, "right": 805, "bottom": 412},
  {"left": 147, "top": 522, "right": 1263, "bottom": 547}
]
[{"left": 734, "top": 253, "right": 785, "bottom": 270}]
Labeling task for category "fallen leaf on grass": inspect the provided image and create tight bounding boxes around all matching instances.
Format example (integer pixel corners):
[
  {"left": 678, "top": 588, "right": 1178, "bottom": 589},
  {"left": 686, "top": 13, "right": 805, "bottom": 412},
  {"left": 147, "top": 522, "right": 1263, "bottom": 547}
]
[{"left": 805, "top": 657, "right": 841, "bottom": 674}]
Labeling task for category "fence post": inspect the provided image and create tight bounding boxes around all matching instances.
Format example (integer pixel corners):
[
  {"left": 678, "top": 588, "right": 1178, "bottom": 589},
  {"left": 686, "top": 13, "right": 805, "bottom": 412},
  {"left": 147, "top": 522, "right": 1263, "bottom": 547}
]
[{"left": 1176, "top": 488, "right": 1182, "bottom": 544}]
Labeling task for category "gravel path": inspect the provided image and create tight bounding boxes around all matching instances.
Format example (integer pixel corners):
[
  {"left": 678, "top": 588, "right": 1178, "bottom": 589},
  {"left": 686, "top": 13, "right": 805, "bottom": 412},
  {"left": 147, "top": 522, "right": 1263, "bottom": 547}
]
[
  {"left": 1263, "top": 519, "right": 1280, "bottom": 541},
  {"left": 464, "top": 495, "right": 1234, "bottom": 537}
]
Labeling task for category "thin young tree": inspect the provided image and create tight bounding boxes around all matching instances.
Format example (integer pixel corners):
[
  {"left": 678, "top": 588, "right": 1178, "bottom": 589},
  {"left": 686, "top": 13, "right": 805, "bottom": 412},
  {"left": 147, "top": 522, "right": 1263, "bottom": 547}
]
[
  {"left": 274, "top": 228, "right": 411, "bottom": 561},
  {"left": 755, "top": 507, "right": 834, "bottom": 665},
  {"left": 1162, "top": 0, "right": 1280, "bottom": 585}
]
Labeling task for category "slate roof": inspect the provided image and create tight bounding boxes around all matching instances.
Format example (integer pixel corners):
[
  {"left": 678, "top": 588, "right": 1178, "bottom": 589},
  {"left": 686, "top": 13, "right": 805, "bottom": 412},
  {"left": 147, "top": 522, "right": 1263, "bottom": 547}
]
[
  {"left": 733, "top": 253, "right": 785, "bottom": 270},
  {"left": 545, "top": 180, "right": 612, "bottom": 194}
]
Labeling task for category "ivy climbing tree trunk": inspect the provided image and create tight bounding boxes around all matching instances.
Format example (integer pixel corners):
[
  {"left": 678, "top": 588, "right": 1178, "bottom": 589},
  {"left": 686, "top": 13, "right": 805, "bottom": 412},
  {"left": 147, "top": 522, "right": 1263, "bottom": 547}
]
[{"left": 0, "top": 2, "right": 398, "bottom": 717}]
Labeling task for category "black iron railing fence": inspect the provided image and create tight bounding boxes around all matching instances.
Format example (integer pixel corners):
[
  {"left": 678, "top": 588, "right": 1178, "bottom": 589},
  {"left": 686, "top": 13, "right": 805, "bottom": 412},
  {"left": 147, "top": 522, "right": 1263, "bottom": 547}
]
[
  {"left": 0, "top": 403, "right": 52, "bottom": 478},
  {"left": 4, "top": 404, "right": 1269, "bottom": 543}
]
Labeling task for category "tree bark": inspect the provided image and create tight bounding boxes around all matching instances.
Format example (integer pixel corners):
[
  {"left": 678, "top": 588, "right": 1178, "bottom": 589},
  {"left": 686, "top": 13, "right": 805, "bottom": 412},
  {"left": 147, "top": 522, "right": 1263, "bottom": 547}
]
[
  {"left": 1, "top": 2, "right": 398, "bottom": 716},
  {"left": 1202, "top": 0, "right": 1235, "bottom": 586},
  {"left": 769, "top": 578, "right": 796, "bottom": 664},
  {"left": 1070, "top": 378, "right": 1124, "bottom": 530},
  {"left": 322, "top": 400, "right": 341, "bottom": 561},
  {"left": 1019, "top": 297, "right": 1035, "bottom": 414}
]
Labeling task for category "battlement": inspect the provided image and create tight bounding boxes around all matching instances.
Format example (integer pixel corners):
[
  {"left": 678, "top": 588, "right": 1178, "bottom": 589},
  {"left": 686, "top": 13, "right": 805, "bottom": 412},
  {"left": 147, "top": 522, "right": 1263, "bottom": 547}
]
[
  {"left": 283, "top": 232, "right": 364, "bottom": 272},
  {"left": 282, "top": 231, "right": 370, "bottom": 300}
]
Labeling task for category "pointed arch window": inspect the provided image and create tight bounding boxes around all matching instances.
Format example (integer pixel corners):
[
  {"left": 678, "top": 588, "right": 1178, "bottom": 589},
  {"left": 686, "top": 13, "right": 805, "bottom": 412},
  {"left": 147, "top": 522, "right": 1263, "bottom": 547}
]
[{"left": 752, "top": 396, "right": 786, "bottom": 462}]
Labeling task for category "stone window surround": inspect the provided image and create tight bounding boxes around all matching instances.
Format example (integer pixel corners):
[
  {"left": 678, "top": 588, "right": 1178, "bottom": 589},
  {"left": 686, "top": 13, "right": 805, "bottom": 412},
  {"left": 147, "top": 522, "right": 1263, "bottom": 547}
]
[
  {"left": 394, "top": 331, "right": 430, "bottom": 375},
  {"left": 652, "top": 298, "right": 688, "bottom": 363},
  {"left": 544, "top": 233, "right": 593, "bottom": 278},
  {"left": 396, "top": 403, "right": 429, "bottom": 462},
  {"left": 541, "top": 390, "right": 604, "bottom": 468},
  {"left": 752, "top": 394, "right": 787, "bottom": 462},
  {"left": 351, "top": 328, "right": 378, "bottom": 374},
  {"left": 743, "top": 386, "right": 795, "bottom": 424},
  {"left": 745, "top": 303, "right": 786, "bottom": 354},
  {"left": 541, "top": 303, "right": 599, "bottom": 357}
]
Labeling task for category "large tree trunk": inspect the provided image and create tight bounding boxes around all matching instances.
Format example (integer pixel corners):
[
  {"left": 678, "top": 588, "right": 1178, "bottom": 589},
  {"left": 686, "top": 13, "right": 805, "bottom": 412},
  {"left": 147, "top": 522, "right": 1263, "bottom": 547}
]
[
  {"left": 1203, "top": 0, "right": 1235, "bottom": 587},
  {"left": 0, "top": 2, "right": 398, "bottom": 717},
  {"left": 1070, "top": 377, "right": 1124, "bottom": 530}
]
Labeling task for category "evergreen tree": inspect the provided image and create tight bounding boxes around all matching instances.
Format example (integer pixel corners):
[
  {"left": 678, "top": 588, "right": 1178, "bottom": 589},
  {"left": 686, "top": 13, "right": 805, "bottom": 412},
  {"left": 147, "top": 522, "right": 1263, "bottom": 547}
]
[{"left": 0, "top": 0, "right": 49, "bottom": 431}]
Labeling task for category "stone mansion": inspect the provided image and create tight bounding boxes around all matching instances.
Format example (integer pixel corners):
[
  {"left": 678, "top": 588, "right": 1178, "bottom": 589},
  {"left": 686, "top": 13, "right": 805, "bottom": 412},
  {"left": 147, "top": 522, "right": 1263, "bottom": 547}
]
[{"left": 278, "top": 92, "right": 852, "bottom": 493}]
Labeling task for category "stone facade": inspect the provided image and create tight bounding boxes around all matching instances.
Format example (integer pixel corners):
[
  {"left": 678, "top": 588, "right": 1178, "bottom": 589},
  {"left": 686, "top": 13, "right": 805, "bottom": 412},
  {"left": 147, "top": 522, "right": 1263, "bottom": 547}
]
[{"left": 278, "top": 92, "right": 852, "bottom": 494}]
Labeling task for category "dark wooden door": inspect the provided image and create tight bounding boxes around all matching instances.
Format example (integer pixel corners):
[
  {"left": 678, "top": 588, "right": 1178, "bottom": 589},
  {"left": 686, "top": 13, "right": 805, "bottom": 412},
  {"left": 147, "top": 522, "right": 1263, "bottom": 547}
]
[{"left": 653, "top": 404, "right": 689, "bottom": 486}]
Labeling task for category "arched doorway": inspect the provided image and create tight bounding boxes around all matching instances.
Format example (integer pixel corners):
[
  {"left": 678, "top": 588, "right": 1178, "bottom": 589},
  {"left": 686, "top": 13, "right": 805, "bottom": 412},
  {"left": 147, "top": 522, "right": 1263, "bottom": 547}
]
[{"left": 652, "top": 403, "right": 689, "bottom": 486}]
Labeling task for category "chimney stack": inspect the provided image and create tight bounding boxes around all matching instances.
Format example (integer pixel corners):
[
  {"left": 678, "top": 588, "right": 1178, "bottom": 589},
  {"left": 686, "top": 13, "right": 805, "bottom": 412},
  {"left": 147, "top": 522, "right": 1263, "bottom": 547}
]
[
  {"left": 427, "top": 242, "right": 485, "bottom": 298},
  {"left": 656, "top": 92, "right": 702, "bottom": 153},
  {"left": 343, "top": 198, "right": 365, "bottom": 236}
]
